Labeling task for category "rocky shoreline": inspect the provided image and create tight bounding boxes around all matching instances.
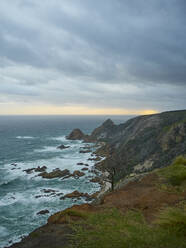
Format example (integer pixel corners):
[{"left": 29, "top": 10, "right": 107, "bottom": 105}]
[
  {"left": 6, "top": 135, "right": 111, "bottom": 247},
  {"left": 7, "top": 110, "right": 186, "bottom": 248}
]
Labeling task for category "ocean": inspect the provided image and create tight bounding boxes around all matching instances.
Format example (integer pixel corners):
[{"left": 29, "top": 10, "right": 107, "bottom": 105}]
[{"left": 0, "top": 115, "right": 131, "bottom": 247}]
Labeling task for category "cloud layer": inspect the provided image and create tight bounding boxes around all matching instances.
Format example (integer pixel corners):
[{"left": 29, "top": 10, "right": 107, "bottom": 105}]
[{"left": 0, "top": 0, "right": 186, "bottom": 114}]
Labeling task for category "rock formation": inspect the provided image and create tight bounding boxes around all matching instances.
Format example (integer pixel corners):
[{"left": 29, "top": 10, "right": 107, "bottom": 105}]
[
  {"left": 67, "top": 110, "right": 186, "bottom": 181},
  {"left": 38, "top": 169, "right": 70, "bottom": 179},
  {"left": 66, "top": 128, "right": 86, "bottom": 140}
]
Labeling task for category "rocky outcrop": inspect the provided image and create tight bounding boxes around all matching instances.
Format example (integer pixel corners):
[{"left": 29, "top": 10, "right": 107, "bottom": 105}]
[
  {"left": 38, "top": 169, "right": 70, "bottom": 179},
  {"left": 66, "top": 129, "right": 87, "bottom": 140},
  {"left": 105, "top": 110, "right": 186, "bottom": 178},
  {"left": 66, "top": 110, "right": 186, "bottom": 181},
  {"left": 66, "top": 119, "right": 117, "bottom": 142},
  {"left": 60, "top": 190, "right": 94, "bottom": 201},
  {"left": 71, "top": 170, "right": 85, "bottom": 178},
  {"left": 90, "top": 119, "right": 116, "bottom": 140}
]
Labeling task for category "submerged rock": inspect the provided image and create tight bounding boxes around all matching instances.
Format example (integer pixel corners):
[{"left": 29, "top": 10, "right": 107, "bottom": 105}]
[
  {"left": 57, "top": 144, "right": 70, "bottom": 150},
  {"left": 35, "top": 166, "right": 47, "bottom": 172},
  {"left": 24, "top": 166, "right": 47, "bottom": 174},
  {"left": 79, "top": 149, "right": 92, "bottom": 153},
  {"left": 77, "top": 162, "right": 84, "bottom": 165},
  {"left": 23, "top": 168, "right": 35, "bottom": 174},
  {"left": 37, "top": 210, "right": 49, "bottom": 215},
  {"left": 42, "top": 189, "right": 57, "bottom": 194}
]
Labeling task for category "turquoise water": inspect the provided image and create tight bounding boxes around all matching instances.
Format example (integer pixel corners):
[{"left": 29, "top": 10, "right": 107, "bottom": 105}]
[{"left": 0, "top": 115, "right": 130, "bottom": 247}]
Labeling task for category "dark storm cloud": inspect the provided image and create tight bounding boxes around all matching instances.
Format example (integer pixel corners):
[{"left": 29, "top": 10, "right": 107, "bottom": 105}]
[{"left": 0, "top": 0, "right": 186, "bottom": 112}]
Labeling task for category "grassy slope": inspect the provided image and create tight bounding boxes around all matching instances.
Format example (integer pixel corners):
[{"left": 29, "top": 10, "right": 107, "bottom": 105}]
[{"left": 66, "top": 157, "right": 186, "bottom": 248}]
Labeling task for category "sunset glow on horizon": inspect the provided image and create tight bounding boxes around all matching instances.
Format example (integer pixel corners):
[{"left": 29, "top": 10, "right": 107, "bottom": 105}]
[{"left": 0, "top": 104, "right": 158, "bottom": 116}]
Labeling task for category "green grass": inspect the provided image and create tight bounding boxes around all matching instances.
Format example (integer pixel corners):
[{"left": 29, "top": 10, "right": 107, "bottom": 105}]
[
  {"left": 158, "top": 156, "right": 186, "bottom": 187},
  {"left": 67, "top": 157, "right": 186, "bottom": 248},
  {"left": 68, "top": 207, "right": 186, "bottom": 248},
  {"left": 155, "top": 205, "right": 186, "bottom": 234}
]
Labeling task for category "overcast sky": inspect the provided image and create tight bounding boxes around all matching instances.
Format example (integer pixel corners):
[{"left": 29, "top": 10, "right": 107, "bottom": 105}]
[{"left": 0, "top": 0, "right": 186, "bottom": 115}]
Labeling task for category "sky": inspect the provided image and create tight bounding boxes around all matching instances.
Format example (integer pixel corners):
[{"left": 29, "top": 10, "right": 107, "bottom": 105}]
[{"left": 0, "top": 0, "right": 186, "bottom": 115}]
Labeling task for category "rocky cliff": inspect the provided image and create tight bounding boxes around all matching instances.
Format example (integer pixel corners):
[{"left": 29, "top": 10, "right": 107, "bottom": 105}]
[
  {"left": 68, "top": 110, "right": 186, "bottom": 180},
  {"left": 8, "top": 110, "right": 186, "bottom": 248}
]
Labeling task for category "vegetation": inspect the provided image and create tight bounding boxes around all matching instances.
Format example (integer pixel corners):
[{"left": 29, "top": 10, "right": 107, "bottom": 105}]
[
  {"left": 158, "top": 156, "right": 186, "bottom": 187},
  {"left": 68, "top": 207, "right": 186, "bottom": 248},
  {"left": 155, "top": 205, "right": 186, "bottom": 235},
  {"left": 67, "top": 156, "right": 186, "bottom": 248}
]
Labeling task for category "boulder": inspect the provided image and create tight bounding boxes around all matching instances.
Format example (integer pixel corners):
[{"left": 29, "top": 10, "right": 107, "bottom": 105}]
[
  {"left": 90, "top": 177, "right": 101, "bottom": 183},
  {"left": 81, "top": 167, "right": 88, "bottom": 171},
  {"left": 71, "top": 170, "right": 85, "bottom": 178}
]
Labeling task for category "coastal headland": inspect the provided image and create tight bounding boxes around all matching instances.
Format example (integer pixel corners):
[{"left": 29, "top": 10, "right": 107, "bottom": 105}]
[{"left": 8, "top": 110, "right": 186, "bottom": 248}]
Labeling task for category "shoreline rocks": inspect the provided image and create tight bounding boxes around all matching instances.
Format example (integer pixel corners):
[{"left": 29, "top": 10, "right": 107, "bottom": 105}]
[
  {"left": 38, "top": 169, "right": 71, "bottom": 179},
  {"left": 60, "top": 190, "right": 98, "bottom": 201}
]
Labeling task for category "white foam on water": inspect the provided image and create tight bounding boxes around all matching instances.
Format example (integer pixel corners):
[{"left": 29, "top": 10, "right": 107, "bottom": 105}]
[
  {"left": 0, "top": 235, "right": 22, "bottom": 248},
  {"left": 33, "top": 146, "right": 62, "bottom": 153},
  {"left": 16, "top": 136, "right": 35, "bottom": 139},
  {"left": 50, "top": 136, "right": 67, "bottom": 142},
  {"left": 0, "top": 192, "right": 18, "bottom": 206}
]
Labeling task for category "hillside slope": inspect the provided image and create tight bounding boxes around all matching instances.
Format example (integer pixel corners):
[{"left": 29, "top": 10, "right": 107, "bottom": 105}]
[
  {"left": 82, "top": 110, "right": 186, "bottom": 180},
  {"left": 10, "top": 156, "right": 186, "bottom": 248}
]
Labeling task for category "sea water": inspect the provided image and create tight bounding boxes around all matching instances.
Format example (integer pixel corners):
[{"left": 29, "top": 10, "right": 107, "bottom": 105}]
[{"left": 0, "top": 115, "right": 130, "bottom": 247}]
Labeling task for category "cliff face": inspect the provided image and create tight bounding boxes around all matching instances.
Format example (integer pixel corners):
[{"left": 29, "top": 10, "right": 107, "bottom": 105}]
[{"left": 69, "top": 110, "right": 186, "bottom": 180}]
